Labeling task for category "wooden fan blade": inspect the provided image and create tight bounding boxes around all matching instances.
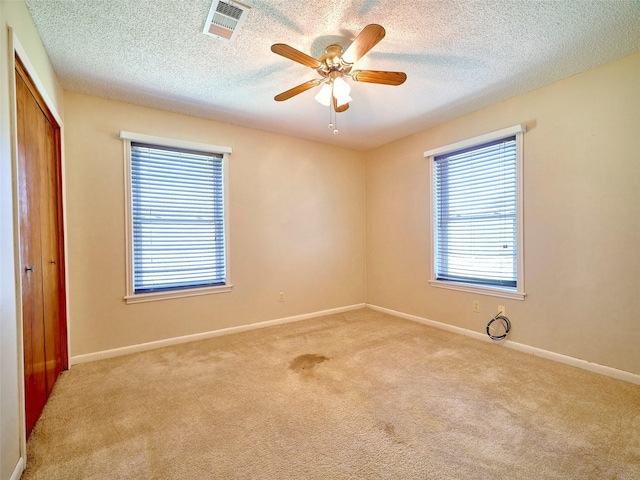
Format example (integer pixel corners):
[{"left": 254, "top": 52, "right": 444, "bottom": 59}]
[
  {"left": 351, "top": 70, "right": 407, "bottom": 86},
  {"left": 271, "top": 43, "right": 321, "bottom": 69},
  {"left": 274, "top": 79, "right": 323, "bottom": 101},
  {"left": 341, "top": 24, "right": 386, "bottom": 64},
  {"left": 333, "top": 96, "right": 349, "bottom": 113}
]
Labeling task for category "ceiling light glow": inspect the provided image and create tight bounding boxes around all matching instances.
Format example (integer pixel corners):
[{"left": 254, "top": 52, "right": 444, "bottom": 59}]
[
  {"left": 332, "top": 77, "right": 352, "bottom": 107},
  {"left": 314, "top": 83, "right": 332, "bottom": 106}
]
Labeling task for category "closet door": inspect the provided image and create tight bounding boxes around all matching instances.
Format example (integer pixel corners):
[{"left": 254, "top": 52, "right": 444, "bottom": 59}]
[
  {"left": 15, "top": 56, "right": 67, "bottom": 438},
  {"left": 16, "top": 63, "right": 47, "bottom": 437},
  {"left": 40, "top": 106, "right": 64, "bottom": 396}
]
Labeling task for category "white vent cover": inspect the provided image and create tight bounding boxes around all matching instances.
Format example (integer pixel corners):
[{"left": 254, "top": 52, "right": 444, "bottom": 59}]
[{"left": 203, "top": 0, "right": 251, "bottom": 42}]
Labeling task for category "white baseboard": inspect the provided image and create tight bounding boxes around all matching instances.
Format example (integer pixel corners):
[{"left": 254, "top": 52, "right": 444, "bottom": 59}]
[
  {"left": 367, "top": 304, "right": 640, "bottom": 385},
  {"left": 70, "top": 304, "right": 366, "bottom": 366},
  {"left": 10, "top": 457, "right": 24, "bottom": 480},
  {"left": 68, "top": 302, "right": 639, "bottom": 385}
]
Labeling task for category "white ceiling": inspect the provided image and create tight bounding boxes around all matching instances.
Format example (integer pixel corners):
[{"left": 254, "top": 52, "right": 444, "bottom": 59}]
[{"left": 25, "top": 0, "right": 640, "bottom": 151}]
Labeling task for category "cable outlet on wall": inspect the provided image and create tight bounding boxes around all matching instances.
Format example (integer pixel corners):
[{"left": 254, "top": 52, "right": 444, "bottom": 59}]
[
  {"left": 498, "top": 305, "right": 506, "bottom": 315},
  {"left": 278, "top": 292, "right": 285, "bottom": 302},
  {"left": 473, "top": 301, "right": 480, "bottom": 313}
]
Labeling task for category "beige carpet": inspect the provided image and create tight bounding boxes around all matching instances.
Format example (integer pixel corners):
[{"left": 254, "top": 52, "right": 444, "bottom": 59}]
[{"left": 23, "top": 308, "right": 640, "bottom": 479}]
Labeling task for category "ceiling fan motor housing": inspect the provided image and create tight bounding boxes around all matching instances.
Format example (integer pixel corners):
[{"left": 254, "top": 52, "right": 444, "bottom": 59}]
[{"left": 317, "top": 45, "right": 353, "bottom": 77}]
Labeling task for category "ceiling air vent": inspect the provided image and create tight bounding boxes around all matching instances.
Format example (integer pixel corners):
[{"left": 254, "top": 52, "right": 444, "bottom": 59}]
[{"left": 203, "top": 0, "right": 251, "bottom": 42}]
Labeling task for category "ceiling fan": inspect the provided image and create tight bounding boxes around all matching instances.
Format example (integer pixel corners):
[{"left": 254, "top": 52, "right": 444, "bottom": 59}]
[{"left": 271, "top": 24, "right": 407, "bottom": 114}]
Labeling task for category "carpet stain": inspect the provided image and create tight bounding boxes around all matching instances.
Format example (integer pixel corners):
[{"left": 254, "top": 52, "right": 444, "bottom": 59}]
[
  {"left": 380, "top": 421, "right": 406, "bottom": 444},
  {"left": 289, "top": 354, "right": 330, "bottom": 373}
]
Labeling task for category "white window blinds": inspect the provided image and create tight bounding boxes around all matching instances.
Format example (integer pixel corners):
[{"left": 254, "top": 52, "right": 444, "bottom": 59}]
[
  {"left": 130, "top": 142, "right": 226, "bottom": 293},
  {"left": 433, "top": 136, "right": 517, "bottom": 288}
]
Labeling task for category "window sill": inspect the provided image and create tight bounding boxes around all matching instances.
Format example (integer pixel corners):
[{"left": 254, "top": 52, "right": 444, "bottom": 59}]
[
  {"left": 429, "top": 280, "right": 525, "bottom": 300},
  {"left": 124, "top": 284, "right": 233, "bottom": 304}
]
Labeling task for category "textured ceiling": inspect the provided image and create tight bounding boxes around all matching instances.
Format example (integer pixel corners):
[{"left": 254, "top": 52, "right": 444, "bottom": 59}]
[{"left": 25, "top": 0, "right": 640, "bottom": 151}]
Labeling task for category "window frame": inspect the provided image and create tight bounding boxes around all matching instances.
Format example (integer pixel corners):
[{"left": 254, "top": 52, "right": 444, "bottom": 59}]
[
  {"left": 424, "top": 125, "right": 526, "bottom": 300},
  {"left": 120, "top": 131, "right": 232, "bottom": 304}
]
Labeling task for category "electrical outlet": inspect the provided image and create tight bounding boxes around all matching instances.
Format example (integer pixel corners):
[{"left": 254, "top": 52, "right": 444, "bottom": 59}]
[
  {"left": 473, "top": 301, "right": 480, "bottom": 313},
  {"left": 278, "top": 292, "right": 285, "bottom": 302},
  {"left": 498, "top": 305, "right": 506, "bottom": 315}
]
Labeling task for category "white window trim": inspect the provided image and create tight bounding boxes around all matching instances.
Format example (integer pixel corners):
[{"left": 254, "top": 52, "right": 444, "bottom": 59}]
[
  {"left": 425, "top": 125, "right": 526, "bottom": 301},
  {"left": 120, "top": 131, "right": 232, "bottom": 304}
]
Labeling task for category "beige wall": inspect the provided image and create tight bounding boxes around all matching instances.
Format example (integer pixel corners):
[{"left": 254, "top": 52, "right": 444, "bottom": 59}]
[
  {"left": 49, "top": 52, "right": 640, "bottom": 377},
  {"left": 63, "top": 92, "right": 366, "bottom": 356},
  {"left": 0, "top": 1, "right": 65, "bottom": 478},
  {"left": 366, "top": 52, "right": 640, "bottom": 375}
]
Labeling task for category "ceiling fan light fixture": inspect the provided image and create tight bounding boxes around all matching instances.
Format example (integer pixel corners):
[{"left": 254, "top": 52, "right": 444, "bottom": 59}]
[
  {"left": 314, "top": 83, "right": 332, "bottom": 106},
  {"left": 334, "top": 92, "right": 352, "bottom": 107},
  {"left": 332, "top": 77, "right": 352, "bottom": 107},
  {"left": 332, "top": 77, "right": 351, "bottom": 96}
]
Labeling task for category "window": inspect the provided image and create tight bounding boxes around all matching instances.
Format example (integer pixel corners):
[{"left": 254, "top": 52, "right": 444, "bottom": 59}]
[
  {"left": 424, "top": 125, "right": 525, "bottom": 300},
  {"left": 120, "top": 132, "right": 232, "bottom": 303}
]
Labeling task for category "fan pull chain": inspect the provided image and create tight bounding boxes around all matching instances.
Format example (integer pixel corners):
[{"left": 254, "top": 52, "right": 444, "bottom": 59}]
[{"left": 328, "top": 102, "right": 338, "bottom": 135}]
